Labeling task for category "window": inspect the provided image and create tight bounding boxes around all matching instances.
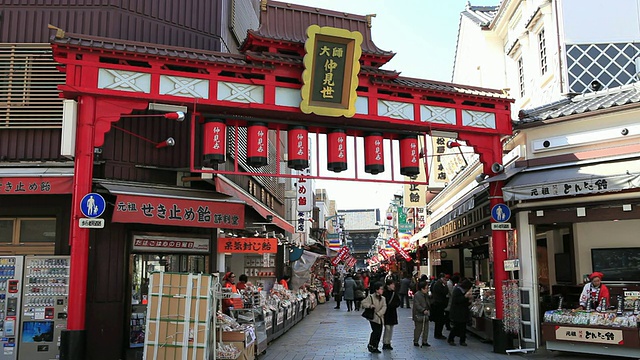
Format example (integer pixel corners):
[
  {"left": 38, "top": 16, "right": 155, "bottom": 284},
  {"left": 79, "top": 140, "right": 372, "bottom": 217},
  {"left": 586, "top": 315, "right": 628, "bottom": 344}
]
[
  {"left": 0, "top": 218, "right": 56, "bottom": 247},
  {"left": 538, "top": 29, "right": 548, "bottom": 75},
  {"left": 518, "top": 57, "right": 525, "bottom": 97}
]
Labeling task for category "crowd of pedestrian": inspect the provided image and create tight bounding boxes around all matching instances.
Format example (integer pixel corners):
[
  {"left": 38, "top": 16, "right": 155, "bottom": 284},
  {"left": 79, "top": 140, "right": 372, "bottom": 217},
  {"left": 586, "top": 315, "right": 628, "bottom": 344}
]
[{"left": 327, "top": 268, "right": 476, "bottom": 353}]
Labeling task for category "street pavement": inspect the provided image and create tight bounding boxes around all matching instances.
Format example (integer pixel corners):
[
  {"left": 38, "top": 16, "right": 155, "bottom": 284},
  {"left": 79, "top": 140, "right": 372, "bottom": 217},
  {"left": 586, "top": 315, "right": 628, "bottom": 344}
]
[
  {"left": 259, "top": 301, "right": 627, "bottom": 360},
  {"left": 261, "top": 300, "right": 505, "bottom": 360}
]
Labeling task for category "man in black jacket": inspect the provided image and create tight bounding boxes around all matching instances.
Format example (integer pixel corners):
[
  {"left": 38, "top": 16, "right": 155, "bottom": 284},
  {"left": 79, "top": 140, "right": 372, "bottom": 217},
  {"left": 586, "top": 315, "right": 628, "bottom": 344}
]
[{"left": 430, "top": 273, "right": 449, "bottom": 339}]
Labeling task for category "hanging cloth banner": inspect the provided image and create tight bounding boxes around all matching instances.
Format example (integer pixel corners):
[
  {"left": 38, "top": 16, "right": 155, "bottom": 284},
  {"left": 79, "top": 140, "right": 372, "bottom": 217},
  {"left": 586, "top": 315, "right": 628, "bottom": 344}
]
[
  {"left": 331, "top": 246, "right": 350, "bottom": 266},
  {"left": 387, "top": 238, "right": 412, "bottom": 261}
]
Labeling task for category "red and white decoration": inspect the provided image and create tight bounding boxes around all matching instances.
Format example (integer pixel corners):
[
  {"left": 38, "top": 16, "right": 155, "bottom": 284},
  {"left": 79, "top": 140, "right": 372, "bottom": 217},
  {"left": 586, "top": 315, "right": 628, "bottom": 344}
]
[
  {"left": 327, "top": 129, "right": 348, "bottom": 173},
  {"left": 202, "top": 118, "right": 226, "bottom": 165},
  {"left": 387, "top": 238, "right": 412, "bottom": 261},
  {"left": 247, "top": 122, "right": 268, "bottom": 167},
  {"left": 364, "top": 132, "right": 384, "bottom": 174},
  {"left": 399, "top": 134, "right": 420, "bottom": 176},
  {"left": 287, "top": 126, "right": 309, "bottom": 170}
]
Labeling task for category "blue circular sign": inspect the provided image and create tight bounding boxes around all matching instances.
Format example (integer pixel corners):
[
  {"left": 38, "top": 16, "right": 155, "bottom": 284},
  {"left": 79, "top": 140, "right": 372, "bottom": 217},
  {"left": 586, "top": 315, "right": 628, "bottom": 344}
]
[
  {"left": 80, "top": 193, "right": 106, "bottom": 218},
  {"left": 491, "top": 204, "right": 511, "bottom": 223}
]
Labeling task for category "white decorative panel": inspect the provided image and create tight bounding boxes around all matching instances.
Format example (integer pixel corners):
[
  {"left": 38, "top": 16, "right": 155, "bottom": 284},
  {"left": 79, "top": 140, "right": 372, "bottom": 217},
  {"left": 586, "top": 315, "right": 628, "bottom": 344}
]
[
  {"left": 377, "top": 100, "right": 414, "bottom": 120},
  {"left": 355, "top": 96, "right": 368, "bottom": 115},
  {"left": 275, "top": 87, "right": 300, "bottom": 107},
  {"left": 420, "top": 105, "right": 456, "bottom": 125},
  {"left": 217, "top": 81, "right": 263, "bottom": 103},
  {"left": 462, "top": 110, "right": 496, "bottom": 129},
  {"left": 160, "top": 75, "right": 209, "bottom": 98},
  {"left": 98, "top": 68, "right": 151, "bottom": 93}
]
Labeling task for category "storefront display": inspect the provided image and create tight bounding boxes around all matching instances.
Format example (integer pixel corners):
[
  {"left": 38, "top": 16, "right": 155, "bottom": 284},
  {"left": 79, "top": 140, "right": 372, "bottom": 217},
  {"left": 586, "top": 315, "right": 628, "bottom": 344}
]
[
  {"left": 543, "top": 305, "right": 640, "bottom": 357},
  {"left": 468, "top": 285, "right": 496, "bottom": 340}
]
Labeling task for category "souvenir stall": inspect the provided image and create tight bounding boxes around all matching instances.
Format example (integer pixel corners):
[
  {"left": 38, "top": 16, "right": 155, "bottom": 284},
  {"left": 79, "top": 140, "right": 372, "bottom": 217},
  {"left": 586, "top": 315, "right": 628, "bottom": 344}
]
[
  {"left": 542, "top": 288, "right": 640, "bottom": 358},
  {"left": 468, "top": 282, "right": 496, "bottom": 340}
]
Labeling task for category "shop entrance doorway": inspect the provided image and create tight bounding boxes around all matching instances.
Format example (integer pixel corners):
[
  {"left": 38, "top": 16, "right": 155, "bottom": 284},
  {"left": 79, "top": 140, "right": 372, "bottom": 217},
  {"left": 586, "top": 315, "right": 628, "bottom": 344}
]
[{"left": 435, "top": 260, "right": 453, "bottom": 277}]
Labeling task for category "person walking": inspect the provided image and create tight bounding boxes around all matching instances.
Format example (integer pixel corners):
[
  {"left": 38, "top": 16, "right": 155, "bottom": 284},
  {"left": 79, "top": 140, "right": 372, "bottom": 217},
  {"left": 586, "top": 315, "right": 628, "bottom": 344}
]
[
  {"left": 412, "top": 280, "right": 431, "bottom": 347},
  {"left": 448, "top": 278, "right": 473, "bottom": 346},
  {"left": 343, "top": 273, "right": 357, "bottom": 311},
  {"left": 430, "top": 273, "right": 449, "bottom": 339},
  {"left": 382, "top": 279, "right": 400, "bottom": 350},
  {"left": 354, "top": 273, "right": 366, "bottom": 311},
  {"left": 399, "top": 272, "right": 411, "bottom": 309},
  {"left": 332, "top": 274, "right": 343, "bottom": 309},
  {"left": 361, "top": 282, "right": 387, "bottom": 353}
]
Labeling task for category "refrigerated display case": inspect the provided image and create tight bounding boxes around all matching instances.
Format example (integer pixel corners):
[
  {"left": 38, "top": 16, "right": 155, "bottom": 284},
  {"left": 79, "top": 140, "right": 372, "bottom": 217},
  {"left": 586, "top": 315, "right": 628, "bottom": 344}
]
[
  {"left": 18, "top": 255, "right": 69, "bottom": 360},
  {"left": 0, "top": 256, "right": 24, "bottom": 360}
]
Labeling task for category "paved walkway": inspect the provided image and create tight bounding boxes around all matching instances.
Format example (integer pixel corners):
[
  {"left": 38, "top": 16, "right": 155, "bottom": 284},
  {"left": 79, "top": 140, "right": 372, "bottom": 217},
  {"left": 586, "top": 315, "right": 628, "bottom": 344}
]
[
  {"left": 261, "top": 301, "right": 508, "bottom": 360},
  {"left": 259, "top": 302, "right": 630, "bottom": 360}
]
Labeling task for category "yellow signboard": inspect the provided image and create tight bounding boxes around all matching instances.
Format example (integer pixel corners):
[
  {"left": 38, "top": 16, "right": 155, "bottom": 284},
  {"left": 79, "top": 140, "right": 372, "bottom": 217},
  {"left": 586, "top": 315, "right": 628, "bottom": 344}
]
[
  {"left": 300, "top": 25, "right": 362, "bottom": 117},
  {"left": 404, "top": 154, "right": 427, "bottom": 208}
]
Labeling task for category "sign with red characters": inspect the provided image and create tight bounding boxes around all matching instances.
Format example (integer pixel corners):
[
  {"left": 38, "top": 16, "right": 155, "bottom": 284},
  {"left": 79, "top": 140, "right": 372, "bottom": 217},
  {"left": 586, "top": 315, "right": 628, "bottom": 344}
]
[
  {"left": 331, "top": 246, "right": 350, "bottom": 266},
  {"left": 0, "top": 177, "right": 73, "bottom": 194},
  {"left": 387, "top": 238, "right": 412, "bottom": 261},
  {"left": 113, "top": 194, "right": 244, "bottom": 229},
  {"left": 217, "top": 237, "right": 277, "bottom": 254}
]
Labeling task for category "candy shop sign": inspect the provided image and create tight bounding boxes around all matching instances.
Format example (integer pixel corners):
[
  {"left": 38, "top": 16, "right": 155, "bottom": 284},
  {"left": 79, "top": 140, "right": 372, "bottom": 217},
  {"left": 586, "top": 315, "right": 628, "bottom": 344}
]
[{"left": 555, "top": 326, "right": 623, "bottom": 345}]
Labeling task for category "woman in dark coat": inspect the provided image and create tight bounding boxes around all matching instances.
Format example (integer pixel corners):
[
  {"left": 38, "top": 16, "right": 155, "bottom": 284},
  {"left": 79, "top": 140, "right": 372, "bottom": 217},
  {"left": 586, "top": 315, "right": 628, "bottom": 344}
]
[
  {"left": 448, "top": 278, "right": 473, "bottom": 346},
  {"left": 332, "top": 274, "right": 343, "bottom": 309},
  {"left": 382, "top": 278, "right": 401, "bottom": 350}
]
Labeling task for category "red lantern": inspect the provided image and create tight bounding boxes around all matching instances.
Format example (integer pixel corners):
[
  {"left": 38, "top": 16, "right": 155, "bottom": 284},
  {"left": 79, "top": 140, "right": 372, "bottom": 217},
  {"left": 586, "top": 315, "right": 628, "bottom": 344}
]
[
  {"left": 399, "top": 134, "right": 420, "bottom": 177},
  {"left": 202, "top": 118, "right": 226, "bottom": 166},
  {"left": 364, "top": 132, "right": 384, "bottom": 175},
  {"left": 247, "top": 122, "right": 268, "bottom": 167},
  {"left": 327, "top": 129, "right": 348, "bottom": 173},
  {"left": 288, "top": 126, "right": 309, "bottom": 170}
]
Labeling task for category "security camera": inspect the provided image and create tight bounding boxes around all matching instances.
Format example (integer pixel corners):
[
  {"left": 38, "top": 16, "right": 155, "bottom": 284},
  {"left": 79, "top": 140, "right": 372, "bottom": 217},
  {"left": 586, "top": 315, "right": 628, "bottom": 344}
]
[
  {"left": 491, "top": 162, "right": 504, "bottom": 174},
  {"left": 590, "top": 80, "right": 601, "bottom": 92},
  {"left": 621, "top": 128, "right": 629, "bottom": 136}
]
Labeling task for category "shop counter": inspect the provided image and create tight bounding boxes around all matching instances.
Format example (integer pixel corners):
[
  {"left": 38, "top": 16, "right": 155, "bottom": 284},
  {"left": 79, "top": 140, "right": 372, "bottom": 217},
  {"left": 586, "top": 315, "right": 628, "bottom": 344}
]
[{"left": 542, "top": 310, "right": 640, "bottom": 358}]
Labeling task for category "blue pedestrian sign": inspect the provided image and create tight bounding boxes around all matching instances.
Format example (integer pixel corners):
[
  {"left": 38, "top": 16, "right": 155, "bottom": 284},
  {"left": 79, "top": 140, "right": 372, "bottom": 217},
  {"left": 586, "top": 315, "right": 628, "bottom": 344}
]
[
  {"left": 491, "top": 204, "right": 511, "bottom": 223},
  {"left": 80, "top": 193, "right": 106, "bottom": 218}
]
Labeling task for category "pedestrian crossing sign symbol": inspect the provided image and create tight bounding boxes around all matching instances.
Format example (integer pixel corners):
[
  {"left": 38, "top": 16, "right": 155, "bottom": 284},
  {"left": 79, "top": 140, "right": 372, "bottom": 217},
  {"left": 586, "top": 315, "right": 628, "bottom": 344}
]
[
  {"left": 491, "top": 204, "right": 510, "bottom": 223},
  {"left": 80, "top": 193, "right": 106, "bottom": 218}
]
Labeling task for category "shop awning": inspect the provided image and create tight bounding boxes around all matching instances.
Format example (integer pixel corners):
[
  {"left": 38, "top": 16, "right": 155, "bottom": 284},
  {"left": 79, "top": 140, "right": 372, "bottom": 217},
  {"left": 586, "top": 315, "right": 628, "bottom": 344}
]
[
  {"left": 214, "top": 175, "right": 294, "bottom": 233},
  {"left": 98, "top": 180, "right": 246, "bottom": 229},
  {"left": 502, "top": 158, "right": 640, "bottom": 201},
  {"left": 0, "top": 166, "right": 74, "bottom": 194}
]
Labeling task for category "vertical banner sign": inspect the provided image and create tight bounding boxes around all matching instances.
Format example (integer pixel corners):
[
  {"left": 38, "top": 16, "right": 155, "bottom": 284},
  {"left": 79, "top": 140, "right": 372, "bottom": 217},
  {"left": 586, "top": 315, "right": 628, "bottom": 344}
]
[
  {"left": 387, "top": 238, "right": 412, "bottom": 261},
  {"left": 331, "top": 246, "right": 350, "bottom": 266},
  {"left": 296, "top": 178, "right": 312, "bottom": 212},
  {"left": 300, "top": 25, "right": 363, "bottom": 117},
  {"left": 404, "top": 142, "right": 427, "bottom": 208},
  {"left": 296, "top": 211, "right": 308, "bottom": 234}
]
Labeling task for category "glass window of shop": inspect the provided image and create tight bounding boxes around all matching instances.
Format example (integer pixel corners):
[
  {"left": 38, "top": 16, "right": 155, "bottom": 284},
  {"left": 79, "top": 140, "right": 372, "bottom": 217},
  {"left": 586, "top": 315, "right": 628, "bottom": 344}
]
[
  {"left": 0, "top": 218, "right": 56, "bottom": 254},
  {"left": 128, "top": 235, "right": 209, "bottom": 351}
]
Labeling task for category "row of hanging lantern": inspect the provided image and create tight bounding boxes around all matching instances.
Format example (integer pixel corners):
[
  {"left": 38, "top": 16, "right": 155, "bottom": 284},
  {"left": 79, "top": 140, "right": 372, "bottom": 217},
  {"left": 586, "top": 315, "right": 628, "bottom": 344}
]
[{"left": 202, "top": 118, "right": 421, "bottom": 177}]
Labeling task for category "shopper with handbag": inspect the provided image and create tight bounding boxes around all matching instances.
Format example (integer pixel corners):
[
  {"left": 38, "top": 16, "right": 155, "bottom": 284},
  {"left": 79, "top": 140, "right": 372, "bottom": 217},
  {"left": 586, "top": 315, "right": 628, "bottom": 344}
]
[
  {"left": 343, "top": 273, "right": 357, "bottom": 312},
  {"left": 361, "top": 282, "right": 387, "bottom": 353},
  {"left": 382, "top": 279, "right": 401, "bottom": 350}
]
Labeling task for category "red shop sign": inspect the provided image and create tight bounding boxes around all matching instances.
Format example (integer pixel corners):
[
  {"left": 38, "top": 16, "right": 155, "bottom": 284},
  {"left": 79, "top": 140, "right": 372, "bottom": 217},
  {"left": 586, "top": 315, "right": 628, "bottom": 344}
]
[
  {"left": 113, "top": 194, "right": 244, "bottom": 229},
  {"left": 217, "top": 237, "right": 277, "bottom": 254},
  {"left": 0, "top": 177, "right": 73, "bottom": 195},
  {"left": 388, "top": 238, "right": 412, "bottom": 261}
]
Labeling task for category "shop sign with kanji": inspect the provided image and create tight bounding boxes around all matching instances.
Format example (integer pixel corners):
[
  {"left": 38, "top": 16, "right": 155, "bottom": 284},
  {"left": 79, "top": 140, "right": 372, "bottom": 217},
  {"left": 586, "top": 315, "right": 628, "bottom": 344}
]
[
  {"left": 296, "top": 178, "right": 312, "bottom": 212},
  {"left": 387, "top": 238, "right": 412, "bottom": 261},
  {"left": 132, "top": 235, "right": 209, "bottom": 254},
  {"left": 404, "top": 154, "right": 427, "bottom": 208},
  {"left": 300, "top": 25, "right": 362, "bottom": 117},
  {"left": 331, "top": 246, "right": 350, "bottom": 266},
  {"left": 554, "top": 326, "right": 623, "bottom": 345},
  {"left": 112, "top": 194, "right": 244, "bottom": 229},
  {"left": 0, "top": 177, "right": 73, "bottom": 195},
  {"left": 217, "top": 237, "right": 277, "bottom": 254}
]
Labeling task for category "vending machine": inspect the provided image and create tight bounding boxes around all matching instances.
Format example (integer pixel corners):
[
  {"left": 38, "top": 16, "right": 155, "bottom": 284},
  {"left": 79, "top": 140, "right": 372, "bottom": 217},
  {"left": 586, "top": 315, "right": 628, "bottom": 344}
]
[
  {"left": 0, "top": 257, "right": 24, "bottom": 360},
  {"left": 18, "top": 255, "right": 69, "bottom": 360}
]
